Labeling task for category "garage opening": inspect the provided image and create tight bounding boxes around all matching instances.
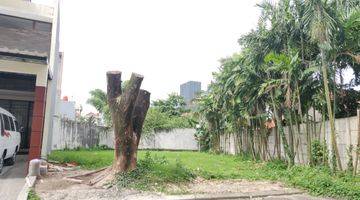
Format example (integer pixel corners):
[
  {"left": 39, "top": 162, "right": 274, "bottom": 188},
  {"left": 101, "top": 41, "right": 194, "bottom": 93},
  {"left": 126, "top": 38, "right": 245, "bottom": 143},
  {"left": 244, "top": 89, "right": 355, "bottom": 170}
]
[{"left": 0, "top": 72, "right": 36, "bottom": 153}]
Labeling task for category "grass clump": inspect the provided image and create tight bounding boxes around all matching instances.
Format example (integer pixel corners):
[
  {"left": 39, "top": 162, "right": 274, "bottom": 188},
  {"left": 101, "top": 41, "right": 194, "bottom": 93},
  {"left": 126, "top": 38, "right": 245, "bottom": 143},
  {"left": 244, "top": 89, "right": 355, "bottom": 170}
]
[
  {"left": 290, "top": 167, "right": 359, "bottom": 199},
  {"left": 115, "top": 152, "right": 195, "bottom": 192},
  {"left": 27, "top": 189, "right": 40, "bottom": 200}
]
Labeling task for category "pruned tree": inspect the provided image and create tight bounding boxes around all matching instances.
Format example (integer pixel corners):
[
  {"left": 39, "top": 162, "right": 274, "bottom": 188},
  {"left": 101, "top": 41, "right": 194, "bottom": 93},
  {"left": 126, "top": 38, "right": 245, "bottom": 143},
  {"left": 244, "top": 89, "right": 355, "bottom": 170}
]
[{"left": 107, "top": 71, "right": 150, "bottom": 172}]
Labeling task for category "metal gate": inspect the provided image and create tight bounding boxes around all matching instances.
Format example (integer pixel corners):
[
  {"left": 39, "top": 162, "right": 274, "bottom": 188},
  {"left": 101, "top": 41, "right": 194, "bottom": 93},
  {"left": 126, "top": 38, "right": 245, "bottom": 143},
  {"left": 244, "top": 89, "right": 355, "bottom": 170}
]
[{"left": 0, "top": 99, "right": 33, "bottom": 152}]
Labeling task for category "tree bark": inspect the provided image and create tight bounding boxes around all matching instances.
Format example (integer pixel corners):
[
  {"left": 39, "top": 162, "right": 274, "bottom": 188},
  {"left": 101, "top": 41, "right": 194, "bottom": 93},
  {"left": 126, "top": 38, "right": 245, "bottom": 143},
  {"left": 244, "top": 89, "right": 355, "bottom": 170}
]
[
  {"left": 306, "top": 113, "right": 312, "bottom": 164},
  {"left": 320, "top": 49, "right": 342, "bottom": 170},
  {"left": 270, "top": 89, "right": 294, "bottom": 166},
  {"left": 106, "top": 71, "right": 150, "bottom": 173},
  {"left": 354, "top": 109, "right": 360, "bottom": 175}
]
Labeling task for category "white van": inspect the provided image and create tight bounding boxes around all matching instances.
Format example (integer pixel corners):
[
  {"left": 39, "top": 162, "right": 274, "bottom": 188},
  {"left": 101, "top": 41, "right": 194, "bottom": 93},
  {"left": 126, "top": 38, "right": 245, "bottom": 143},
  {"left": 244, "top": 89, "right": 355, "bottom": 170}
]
[{"left": 0, "top": 107, "right": 21, "bottom": 173}]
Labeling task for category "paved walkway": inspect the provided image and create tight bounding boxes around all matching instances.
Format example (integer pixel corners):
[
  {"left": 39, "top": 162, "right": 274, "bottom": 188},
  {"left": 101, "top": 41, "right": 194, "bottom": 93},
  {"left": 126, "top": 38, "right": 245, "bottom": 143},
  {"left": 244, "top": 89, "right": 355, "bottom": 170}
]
[
  {"left": 0, "top": 155, "right": 27, "bottom": 200},
  {"left": 168, "top": 192, "right": 334, "bottom": 200},
  {"left": 257, "top": 194, "right": 333, "bottom": 199}
]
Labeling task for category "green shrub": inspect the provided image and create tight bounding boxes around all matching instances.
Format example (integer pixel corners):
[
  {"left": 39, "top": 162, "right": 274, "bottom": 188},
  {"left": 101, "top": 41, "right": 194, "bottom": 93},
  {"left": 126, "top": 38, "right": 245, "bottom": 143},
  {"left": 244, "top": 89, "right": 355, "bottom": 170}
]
[
  {"left": 310, "top": 140, "right": 328, "bottom": 167},
  {"left": 275, "top": 165, "right": 360, "bottom": 200},
  {"left": 194, "top": 122, "right": 211, "bottom": 151},
  {"left": 27, "top": 189, "right": 40, "bottom": 200},
  {"left": 142, "top": 108, "right": 193, "bottom": 134},
  {"left": 347, "top": 145, "right": 354, "bottom": 173}
]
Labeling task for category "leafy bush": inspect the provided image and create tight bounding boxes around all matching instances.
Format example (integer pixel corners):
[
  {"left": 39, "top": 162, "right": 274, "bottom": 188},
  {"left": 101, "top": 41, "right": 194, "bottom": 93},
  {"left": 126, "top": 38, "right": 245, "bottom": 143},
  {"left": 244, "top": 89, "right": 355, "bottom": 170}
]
[
  {"left": 310, "top": 140, "right": 328, "bottom": 167},
  {"left": 142, "top": 108, "right": 193, "bottom": 134},
  {"left": 260, "top": 160, "right": 360, "bottom": 200},
  {"left": 194, "top": 122, "right": 211, "bottom": 151},
  {"left": 152, "top": 93, "right": 188, "bottom": 117},
  {"left": 27, "top": 189, "right": 40, "bottom": 200},
  {"left": 281, "top": 166, "right": 360, "bottom": 200},
  {"left": 347, "top": 145, "right": 354, "bottom": 173}
]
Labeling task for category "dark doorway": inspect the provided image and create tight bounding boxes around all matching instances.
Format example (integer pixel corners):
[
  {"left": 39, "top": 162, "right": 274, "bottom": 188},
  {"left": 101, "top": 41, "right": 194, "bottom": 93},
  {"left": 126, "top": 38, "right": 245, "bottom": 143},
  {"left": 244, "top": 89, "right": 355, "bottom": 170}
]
[
  {"left": 0, "top": 100, "right": 33, "bottom": 152},
  {"left": 0, "top": 72, "right": 36, "bottom": 153}
]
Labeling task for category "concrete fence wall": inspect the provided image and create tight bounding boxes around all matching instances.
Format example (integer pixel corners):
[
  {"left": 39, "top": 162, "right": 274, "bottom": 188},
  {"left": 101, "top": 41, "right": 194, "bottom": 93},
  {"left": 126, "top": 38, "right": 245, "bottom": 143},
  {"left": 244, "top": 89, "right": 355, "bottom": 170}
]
[
  {"left": 220, "top": 116, "right": 359, "bottom": 169},
  {"left": 51, "top": 116, "right": 359, "bottom": 168},
  {"left": 51, "top": 118, "right": 199, "bottom": 151}
]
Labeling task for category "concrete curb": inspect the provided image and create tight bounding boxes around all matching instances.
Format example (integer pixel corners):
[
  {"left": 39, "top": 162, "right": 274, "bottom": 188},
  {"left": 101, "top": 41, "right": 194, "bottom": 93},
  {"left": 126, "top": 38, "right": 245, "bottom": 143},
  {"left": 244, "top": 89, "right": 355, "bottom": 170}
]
[
  {"left": 166, "top": 190, "right": 304, "bottom": 200},
  {"left": 17, "top": 176, "right": 37, "bottom": 200}
]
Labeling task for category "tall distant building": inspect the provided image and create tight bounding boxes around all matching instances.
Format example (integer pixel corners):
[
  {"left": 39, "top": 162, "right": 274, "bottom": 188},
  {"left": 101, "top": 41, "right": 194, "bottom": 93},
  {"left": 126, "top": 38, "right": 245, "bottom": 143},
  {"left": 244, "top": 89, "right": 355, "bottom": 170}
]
[{"left": 180, "top": 81, "right": 201, "bottom": 104}]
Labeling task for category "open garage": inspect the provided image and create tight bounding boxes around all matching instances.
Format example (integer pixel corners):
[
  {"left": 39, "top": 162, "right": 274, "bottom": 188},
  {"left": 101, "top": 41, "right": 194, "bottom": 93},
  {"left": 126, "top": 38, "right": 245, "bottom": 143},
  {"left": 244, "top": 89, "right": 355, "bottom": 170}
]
[{"left": 0, "top": 72, "right": 36, "bottom": 153}]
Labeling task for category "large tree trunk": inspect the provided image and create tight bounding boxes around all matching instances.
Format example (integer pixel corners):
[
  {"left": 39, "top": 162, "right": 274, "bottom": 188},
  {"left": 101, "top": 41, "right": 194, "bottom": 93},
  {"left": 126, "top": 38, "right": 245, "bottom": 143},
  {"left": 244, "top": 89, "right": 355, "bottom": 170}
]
[{"left": 107, "top": 71, "right": 150, "bottom": 173}]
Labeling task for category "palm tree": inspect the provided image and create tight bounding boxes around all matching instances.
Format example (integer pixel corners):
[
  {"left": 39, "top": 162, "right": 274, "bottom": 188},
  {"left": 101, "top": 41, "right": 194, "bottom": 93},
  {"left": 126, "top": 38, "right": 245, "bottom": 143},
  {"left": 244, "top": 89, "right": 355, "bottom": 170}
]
[
  {"left": 195, "top": 92, "right": 224, "bottom": 152},
  {"left": 87, "top": 89, "right": 112, "bottom": 126},
  {"left": 194, "top": 0, "right": 359, "bottom": 170},
  {"left": 303, "top": 0, "right": 343, "bottom": 170}
]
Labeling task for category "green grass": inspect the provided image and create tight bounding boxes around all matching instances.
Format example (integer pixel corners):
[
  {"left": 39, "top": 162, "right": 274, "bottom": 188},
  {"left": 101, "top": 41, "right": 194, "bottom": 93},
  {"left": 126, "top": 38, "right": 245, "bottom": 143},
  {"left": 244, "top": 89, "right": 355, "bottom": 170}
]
[
  {"left": 49, "top": 150, "right": 360, "bottom": 200},
  {"left": 27, "top": 189, "right": 40, "bottom": 200}
]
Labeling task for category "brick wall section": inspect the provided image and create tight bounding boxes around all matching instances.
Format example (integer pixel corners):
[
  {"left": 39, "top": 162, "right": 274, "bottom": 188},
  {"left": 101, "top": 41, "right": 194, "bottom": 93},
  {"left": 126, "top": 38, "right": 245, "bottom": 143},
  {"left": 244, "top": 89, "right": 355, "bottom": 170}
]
[{"left": 28, "top": 86, "right": 46, "bottom": 161}]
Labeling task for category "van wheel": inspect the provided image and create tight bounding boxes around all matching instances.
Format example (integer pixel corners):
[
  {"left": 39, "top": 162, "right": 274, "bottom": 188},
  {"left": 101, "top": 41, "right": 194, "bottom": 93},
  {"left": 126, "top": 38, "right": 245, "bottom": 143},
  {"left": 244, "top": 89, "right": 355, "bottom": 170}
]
[
  {"left": 5, "top": 153, "right": 16, "bottom": 166},
  {"left": 0, "top": 157, "right": 3, "bottom": 174}
]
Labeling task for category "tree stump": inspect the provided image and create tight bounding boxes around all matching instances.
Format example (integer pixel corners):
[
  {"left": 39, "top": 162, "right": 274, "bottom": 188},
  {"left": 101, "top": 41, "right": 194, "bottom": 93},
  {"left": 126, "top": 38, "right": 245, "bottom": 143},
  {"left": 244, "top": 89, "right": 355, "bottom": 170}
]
[{"left": 107, "top": 71, "right": 150, "bottom": 172}]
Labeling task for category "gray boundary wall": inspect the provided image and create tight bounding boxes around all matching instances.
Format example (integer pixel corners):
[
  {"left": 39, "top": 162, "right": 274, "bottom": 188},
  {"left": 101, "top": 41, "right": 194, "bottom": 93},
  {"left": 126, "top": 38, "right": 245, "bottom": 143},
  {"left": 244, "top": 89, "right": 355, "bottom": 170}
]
[
  {"left": 220, "top": 116, "right": 359, "bottom": 169},
  {"left": 51, "top": 118, "right": 198, "bottom": 151}
]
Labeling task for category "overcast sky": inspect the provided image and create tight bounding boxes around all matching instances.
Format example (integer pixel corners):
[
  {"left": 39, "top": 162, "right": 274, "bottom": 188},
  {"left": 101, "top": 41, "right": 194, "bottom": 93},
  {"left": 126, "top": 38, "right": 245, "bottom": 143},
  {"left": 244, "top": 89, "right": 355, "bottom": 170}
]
[{"left": 32, "top": 0, "right": 262, "bottom": 112}]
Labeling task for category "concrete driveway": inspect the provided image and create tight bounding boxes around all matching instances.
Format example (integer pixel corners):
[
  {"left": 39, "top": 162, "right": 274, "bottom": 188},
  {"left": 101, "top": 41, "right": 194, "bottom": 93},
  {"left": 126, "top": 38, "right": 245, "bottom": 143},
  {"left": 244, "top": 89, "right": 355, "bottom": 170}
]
[{"left": 0, "top": 155, "right": 27, "bottom": 200}]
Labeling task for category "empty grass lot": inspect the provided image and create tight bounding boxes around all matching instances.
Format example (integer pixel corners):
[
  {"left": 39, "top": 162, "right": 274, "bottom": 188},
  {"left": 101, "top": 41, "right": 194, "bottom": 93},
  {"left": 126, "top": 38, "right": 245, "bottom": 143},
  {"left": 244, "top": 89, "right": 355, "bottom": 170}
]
[{"left": 49, "top": 150, "right": 360, "bottom": 200}]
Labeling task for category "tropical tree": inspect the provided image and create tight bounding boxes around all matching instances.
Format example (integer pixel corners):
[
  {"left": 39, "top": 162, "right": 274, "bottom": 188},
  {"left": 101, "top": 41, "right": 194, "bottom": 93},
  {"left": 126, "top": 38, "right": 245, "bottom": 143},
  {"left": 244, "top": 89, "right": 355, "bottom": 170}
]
[
  {"left": 152, "top": 93, "right": 188, "bottom": 116},
  {"left": 87, "top": 89, "right": 111, "bottom": 126},
  {"left": 195, "top": 0, "right": 360, "bottom": 170},
  {"left": 303, "top": 0, "right": 345, "bottom": 170}
]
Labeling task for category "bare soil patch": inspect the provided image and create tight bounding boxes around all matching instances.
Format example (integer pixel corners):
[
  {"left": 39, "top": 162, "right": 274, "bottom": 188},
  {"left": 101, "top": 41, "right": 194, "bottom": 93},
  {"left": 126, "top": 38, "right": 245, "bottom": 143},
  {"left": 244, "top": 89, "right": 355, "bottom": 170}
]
[
  {"left": 34, "top": 166, "right": 330, "bottom": 200},
  {"left": 35, "top": 168, "right": 164, "bottom": 200},
  {"left": 171, "top": 178, "right": 300, "bottom": 194}
]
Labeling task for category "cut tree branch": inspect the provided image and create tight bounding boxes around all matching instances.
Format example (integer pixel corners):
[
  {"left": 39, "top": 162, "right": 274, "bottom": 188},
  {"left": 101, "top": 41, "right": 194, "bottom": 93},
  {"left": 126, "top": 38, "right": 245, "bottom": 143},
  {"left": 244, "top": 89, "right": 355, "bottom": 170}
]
[{"left": 133, "top": 89, "right": 151, "bottom": 146}]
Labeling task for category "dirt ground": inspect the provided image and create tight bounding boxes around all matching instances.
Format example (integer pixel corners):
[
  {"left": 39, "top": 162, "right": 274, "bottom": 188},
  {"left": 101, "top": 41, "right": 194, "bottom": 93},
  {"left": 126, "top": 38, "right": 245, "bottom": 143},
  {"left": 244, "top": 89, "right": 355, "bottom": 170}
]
[
  {"left": 167, "top": 178, "right": 300, "bottom": 194},
  {"left": 35, "top": 168, "right": 164, "bottom": 200},
  {"left": 34, "top": 168, "right": 334, "bottom": 200}
]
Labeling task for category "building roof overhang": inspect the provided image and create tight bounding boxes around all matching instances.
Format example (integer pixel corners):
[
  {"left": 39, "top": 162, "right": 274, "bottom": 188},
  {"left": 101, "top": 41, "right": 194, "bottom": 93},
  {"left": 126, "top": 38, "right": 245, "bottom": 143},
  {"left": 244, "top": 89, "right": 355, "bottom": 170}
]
[
  {"left": 0, "top": 0, "right": 53, "bottom": 23},
  {"left": 0, "top": 52, "right": 47, "bottom": 64}
]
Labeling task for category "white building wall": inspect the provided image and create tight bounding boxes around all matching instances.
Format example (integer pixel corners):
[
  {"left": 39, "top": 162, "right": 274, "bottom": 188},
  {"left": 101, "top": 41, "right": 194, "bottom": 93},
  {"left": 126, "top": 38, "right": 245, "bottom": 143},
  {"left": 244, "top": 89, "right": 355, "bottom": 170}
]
[
  {"left": 51, "top": 117, "right": 199, "bottom": 151},
  {"left": 59, "top": 100, "right": 76, "bottom": 120},
  {"left": 41, "top": 0, "right": 61, "bottom": 157}
]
